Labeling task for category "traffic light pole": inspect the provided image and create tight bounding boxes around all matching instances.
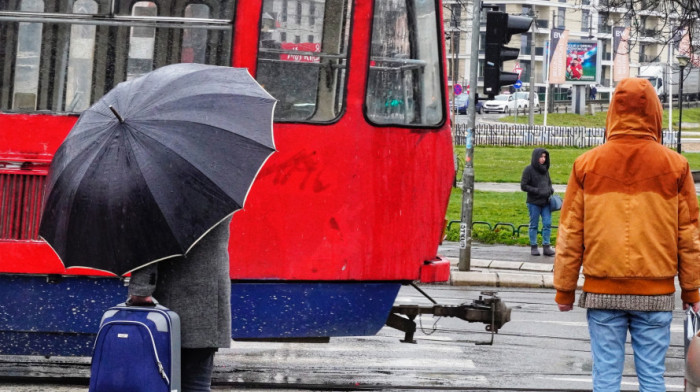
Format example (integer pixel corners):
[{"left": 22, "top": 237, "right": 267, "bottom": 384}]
[
  {"left": 459, "top": 8, "right": 532, "bottom": 272},
  {"left": 458, "top": 0, "right": 482, "bottom": 271},
  {"left": 528, "top": 9, "right": 535, "bottom": 126}
]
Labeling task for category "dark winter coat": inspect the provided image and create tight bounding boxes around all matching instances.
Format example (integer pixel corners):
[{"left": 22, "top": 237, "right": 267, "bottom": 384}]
[
  {"left": 521, "top": 148, "right": 554, "bottom": 206},
  {"left": 128, "top": 217, "right": 232, "bottom": 349}
]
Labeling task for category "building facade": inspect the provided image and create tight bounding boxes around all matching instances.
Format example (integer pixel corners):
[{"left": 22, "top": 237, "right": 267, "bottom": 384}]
[{"left": 444, "top": 0, "right": 676, "bottom": 101}]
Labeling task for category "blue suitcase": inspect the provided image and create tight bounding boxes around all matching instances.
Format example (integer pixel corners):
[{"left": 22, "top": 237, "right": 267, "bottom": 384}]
[{"left": 88, "top": 302, "right": 181, "bottom": 392}]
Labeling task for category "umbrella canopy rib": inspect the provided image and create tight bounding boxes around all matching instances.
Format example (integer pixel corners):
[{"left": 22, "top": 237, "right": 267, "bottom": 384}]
[
  {"left": 130, "top": 119, "right": 273, "bottom": 206},
  {"left": 40, "top": 124, "right": 119, "bottom": 263},
  {"left": 121, "top": 92, "right": 276, "bottom": 150}
]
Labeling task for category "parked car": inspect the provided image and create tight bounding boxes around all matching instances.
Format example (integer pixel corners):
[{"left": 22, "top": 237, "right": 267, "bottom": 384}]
[
  {"left": 512, "top": 91, "right": 541, "bottom": 110},
  {"left": 473, "top": 99, "right": 484, "bottom": 114},
  {"left": 452, "top": 94, "right": 468, "bottom": 114},
  {"left": 482, "top": 94, "right": 517, "bottom": 114},
  {"left": 450, "top": 94, "right": 483, "bottom": 115}
]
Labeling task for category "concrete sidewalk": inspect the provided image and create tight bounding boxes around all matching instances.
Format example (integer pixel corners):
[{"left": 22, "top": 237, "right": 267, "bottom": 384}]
[{"left": 437, "top": 241, "right": 584, "bottom": 289}]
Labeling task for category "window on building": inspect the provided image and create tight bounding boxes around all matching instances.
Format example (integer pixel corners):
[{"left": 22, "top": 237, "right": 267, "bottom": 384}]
[
  {"left": 521, "top": 60, "right": 531, "bottom": 82},
  {"left": 309, "top": 2, "right": 315, "bottom": 25},
  {"left": 557, "top": 8, "right": 565, "bottom": 28},
  {"left": 296, "top": 1, "right": 302, "bottom": 24},
  {"left": 520, "top": 33, "right": 531, "bottom": 55},
  {"left": 450, "top": 4, "right": 461, "bottom": 28},
  {"left": 598, "top": 12, "right": 609, "bottom": 33},
  {"left": 582, "top": 10, "right": 590, "bottom": 34}
]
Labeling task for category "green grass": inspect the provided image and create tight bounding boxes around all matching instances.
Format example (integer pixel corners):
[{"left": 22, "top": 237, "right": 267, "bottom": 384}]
[
  {"left": 501, "top": 107, "right": 700, "bottom": 131},
  {"left": 445, "top": 189, "right": 559, "bottom": 246},
  {"left": 454, "top": 145, "right": 700, "bottom": 186}
]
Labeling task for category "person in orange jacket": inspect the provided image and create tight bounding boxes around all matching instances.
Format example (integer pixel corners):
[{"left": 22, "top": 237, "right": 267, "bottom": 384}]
[{"left": 554, "top": 77, "right": 700, "bottom": 391}]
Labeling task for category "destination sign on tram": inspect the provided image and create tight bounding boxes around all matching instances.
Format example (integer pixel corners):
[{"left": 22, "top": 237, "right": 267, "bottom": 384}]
[{"left": 280, "top": 42, "right": 321, "bottom": 63}]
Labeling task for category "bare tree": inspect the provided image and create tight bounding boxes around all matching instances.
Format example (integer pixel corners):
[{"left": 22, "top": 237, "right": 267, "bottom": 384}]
[{"left": 594, "top": 0, "right": 694, "bottom": 62}]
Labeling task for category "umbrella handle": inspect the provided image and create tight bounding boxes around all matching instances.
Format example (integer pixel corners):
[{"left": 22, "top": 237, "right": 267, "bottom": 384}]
[{"left": 109, "top": 105, "right": 125, "bottom": 123}]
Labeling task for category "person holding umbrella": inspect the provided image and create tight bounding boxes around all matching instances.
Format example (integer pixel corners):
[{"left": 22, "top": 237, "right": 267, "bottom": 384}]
[
  {"left": 39, "top": 64, "right": 277, "bottom": 392},
  {"left": 128, "top": 216, "right": 232, "bottom": 391}
]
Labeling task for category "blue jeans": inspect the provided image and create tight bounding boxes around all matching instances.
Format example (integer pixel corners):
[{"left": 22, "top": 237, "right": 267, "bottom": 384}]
[
  {"left": 526, "top": 203, "right": 551, "bottom": 246},
  {"left": 587, "top": 309, "right": 672, "bottom": 392},
  {"left": 182, "top": 348, "right": 217, "bottom": 392}
]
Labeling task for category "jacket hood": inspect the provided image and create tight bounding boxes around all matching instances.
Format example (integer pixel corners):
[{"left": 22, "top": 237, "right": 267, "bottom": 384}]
[
  {"left": 531, "top": 147, "right": 549, "bottom": 172},
  {"left": 605, "top": 78, "right": 663, "bottom": 142}
]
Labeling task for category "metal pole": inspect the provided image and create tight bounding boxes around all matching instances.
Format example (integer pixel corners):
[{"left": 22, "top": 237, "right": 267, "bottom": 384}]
[
  {"left": 548, "top": 10, "right": 556, "bottom": 113},
  {"left": 451, "top": 30, "right": 457, "bottom": 129},
  {"left": 458, "top": 0, "right": 480, "bottom": 271},
  {"left": 529, "top": 8, "right": 535, "bottom": 126},
  {"left": 678, "top": 64, "right": 685, "bottom": 153},
  {"left": 668, "top": 49, "right": 673, "bottom": 134}
]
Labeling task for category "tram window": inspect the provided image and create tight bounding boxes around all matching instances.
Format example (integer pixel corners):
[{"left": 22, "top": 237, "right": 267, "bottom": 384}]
[
  {"left": 0, "top": 0, "right": 234, "bottom": 114},
  {"left": 256, "top": 0, "right": 351, "bottom": 122},
  {"left": 127, "top": 2, "right": 157, "bottom": 80},
  {"left": 365, "top": 0, "right": 444, "bottom": 126},
  {"left": 12, "top": 0, "right": 44, "bottom": 111},
  {"left": 181, "top": 4, "right": 210, "bottom": 63},
  {"left": 65, "top": 0, "right": 98, "bottom": 112}
]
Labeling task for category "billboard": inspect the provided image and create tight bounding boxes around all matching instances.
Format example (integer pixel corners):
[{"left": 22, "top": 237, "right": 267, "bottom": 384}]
[
  {"left": 548, "top": 28, "right": 569, "bottom": 84},
  {"left": 565, "top": 40, "right": 600, "bottom": 84}
]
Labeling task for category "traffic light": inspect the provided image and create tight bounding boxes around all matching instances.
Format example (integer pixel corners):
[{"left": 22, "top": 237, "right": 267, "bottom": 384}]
[{"left": 483, "top": 11, "right": 533, "bottom": 98}]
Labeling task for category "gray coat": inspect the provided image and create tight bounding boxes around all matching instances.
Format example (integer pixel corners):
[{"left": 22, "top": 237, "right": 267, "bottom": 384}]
[{"left": 128, "top": 217, "right": 232, "bottom": 349}]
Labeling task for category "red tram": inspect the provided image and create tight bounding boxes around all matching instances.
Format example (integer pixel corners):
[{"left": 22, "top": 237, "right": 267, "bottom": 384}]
[{"left": 0, "top": 0, "right": 454, "bottom": 355}]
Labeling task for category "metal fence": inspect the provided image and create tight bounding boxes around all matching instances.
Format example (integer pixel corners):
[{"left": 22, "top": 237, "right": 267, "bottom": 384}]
[{"left": 454, "top": 123, "right": 678, "bottom": 148}]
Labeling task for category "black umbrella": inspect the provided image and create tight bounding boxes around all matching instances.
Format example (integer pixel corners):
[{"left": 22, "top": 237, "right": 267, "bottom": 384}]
[{"left": 39, "top": 63, "right": 276, "bottom": 276}]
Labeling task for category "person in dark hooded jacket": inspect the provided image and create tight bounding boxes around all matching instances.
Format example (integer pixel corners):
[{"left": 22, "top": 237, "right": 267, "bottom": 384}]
[{"left": 521, "top": 148, "right": 555, "bottom": 256}]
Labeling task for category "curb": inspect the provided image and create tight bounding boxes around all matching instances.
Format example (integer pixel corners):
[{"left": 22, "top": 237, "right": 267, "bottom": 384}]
[{"left": 447, "top": 258, "right": 584, "bottom": 289}]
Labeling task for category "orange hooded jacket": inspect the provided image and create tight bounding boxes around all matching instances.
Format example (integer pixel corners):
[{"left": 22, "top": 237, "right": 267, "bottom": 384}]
[{"left": 554, "top": 78, "right": 700, "bottom": 305}]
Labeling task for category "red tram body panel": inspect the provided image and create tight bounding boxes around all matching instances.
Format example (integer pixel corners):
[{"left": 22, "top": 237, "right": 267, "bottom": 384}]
[{"left": 0, "top": 0, "right": 454, "bottom": 354}]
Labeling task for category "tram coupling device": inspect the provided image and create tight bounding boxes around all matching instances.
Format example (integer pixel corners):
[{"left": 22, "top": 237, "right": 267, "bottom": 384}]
[{"left": 386, "top": 290, "right": 511, "bottom": 345}]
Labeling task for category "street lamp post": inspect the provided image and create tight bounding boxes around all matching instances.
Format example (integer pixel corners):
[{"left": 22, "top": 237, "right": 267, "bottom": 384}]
[{"left": 677, "top": 54, "right": 690, "bottom": 153}]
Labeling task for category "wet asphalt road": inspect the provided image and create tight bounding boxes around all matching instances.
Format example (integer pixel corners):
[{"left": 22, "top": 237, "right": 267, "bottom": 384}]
[{"left": 0, "top": 284, "right": 689, "bottom": 391}]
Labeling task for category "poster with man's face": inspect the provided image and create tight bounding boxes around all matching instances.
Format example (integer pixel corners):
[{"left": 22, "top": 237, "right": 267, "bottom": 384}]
[{"left": 566, "top": 41, "right": 599, "bottom": 84}]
